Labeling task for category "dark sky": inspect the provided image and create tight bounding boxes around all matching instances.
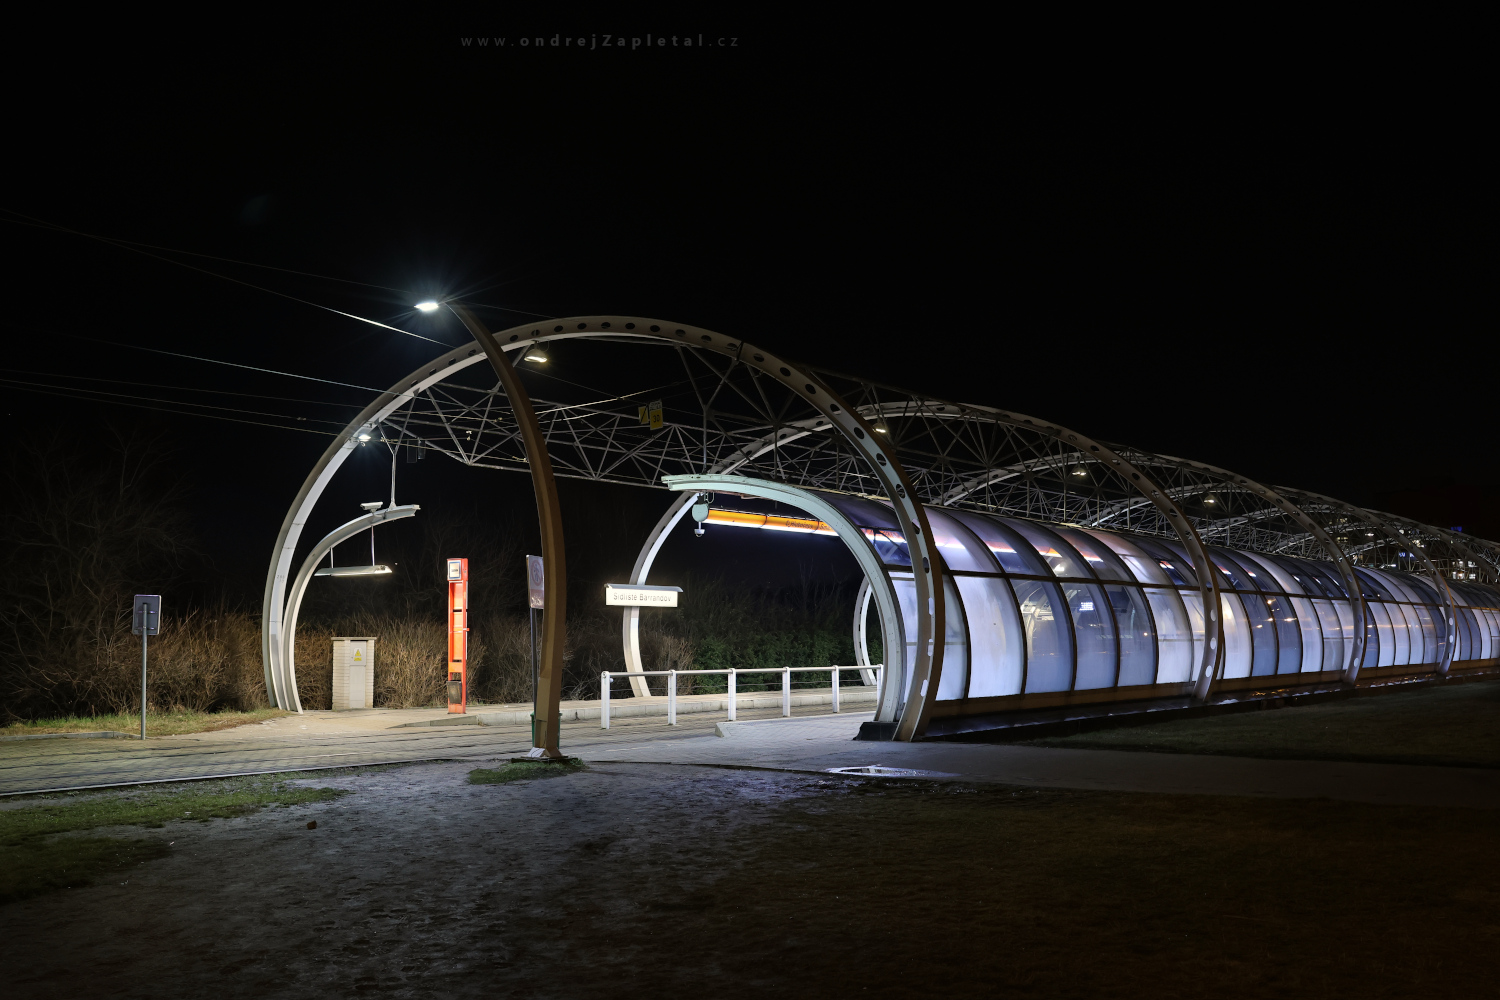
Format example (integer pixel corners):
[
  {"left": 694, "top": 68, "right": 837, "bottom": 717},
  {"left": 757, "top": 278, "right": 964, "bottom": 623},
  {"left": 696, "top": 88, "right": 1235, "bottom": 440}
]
[{"left": 2, "top": 28, "right": 1491, "bottom": 602}]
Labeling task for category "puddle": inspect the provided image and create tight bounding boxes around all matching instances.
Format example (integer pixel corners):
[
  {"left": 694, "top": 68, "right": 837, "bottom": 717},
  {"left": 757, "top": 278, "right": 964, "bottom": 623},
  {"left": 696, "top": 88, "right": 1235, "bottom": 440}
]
[{"left": 825, "top": 765, "right": 955, "bottom": 778}]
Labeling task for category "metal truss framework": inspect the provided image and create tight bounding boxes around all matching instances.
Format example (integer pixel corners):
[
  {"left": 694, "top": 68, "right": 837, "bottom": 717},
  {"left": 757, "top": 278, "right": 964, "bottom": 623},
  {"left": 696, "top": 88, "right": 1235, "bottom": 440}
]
[{"left": 265, "top": 316, "right": 1495, "bottom": 736}]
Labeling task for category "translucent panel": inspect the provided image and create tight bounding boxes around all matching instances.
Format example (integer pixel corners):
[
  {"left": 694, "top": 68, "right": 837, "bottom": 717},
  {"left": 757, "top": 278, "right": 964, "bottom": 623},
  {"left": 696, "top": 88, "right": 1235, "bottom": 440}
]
[
  {"left": 1456, "top": 607, "right": 1480, "bottom": 661},
  {"left": 861, "top": 527, "right": 912, "bottom": 567},
  {"left": 949, "top": 511, "right": 1049, "bottom": 576},
  {"left": 1085, "top": 530, "right": 1170, "bottom": 584},
  {"left": 892, "top": 574, "right": 919, "bottom": 697},
  {"left": 1230, "top": 550, "right": 1284, "bottom": 593},
  {"left": 1240, "top": 553, "right": 1306, "bottom": 595},
  {"left": 1431, "top": 603, "right": 1450, "bottom": 664},
  {"left": 1304, "top": 562, "right": 1351, "bottom": 600},
  {"left": 956, "top": 576, "right": 1024, "bottom": 697},
  {"left": 1106, "top": 585, "right": 1157, "bottom": 687},
  {"left": 1482, "top": 609, "right": 1500, "bottom": 660},
  {"left": 925, "top": 509, "right": 999, "bottom": 574},
  {"left": 1313, "top": 600, "right": 1346, "bottom": 673},
  {"left": 1054, "top": 527, "right": 1134, "bottom": 582},
  {"left": 1335, "top": 600, "right": 1356, "bottom": 672},
  {"left": 1064, "top": 581, "right": 1117, "bottom": 689},
  {"left": 1242, "top": 588, "right": 1279, "bottom": 676},
  {"left": 1368, "top": 569, "right": 1421, "bottom": 603},
  {"left": 1009, "top": 578, "right": 1073, "bottom": 693},
  {"left": 1360, "top": 605, "right": 1379, "bottom": 670},
  {"left": 1411, "top": 603, "right": 1438, "bottom": 664},
  {"left": 1354, "top": 568, "right": 1396, "bottom": 600},
  {"left": 1386, "top": 602, "right": 1414, "bottom": 665},
  {"left": 820, "top": 493, "right": 903, "bottom": 530},
  {"left": 1289, "top": 596, "right": 1324, "bottom": 672},
  {"left": 1220, "top": 591, "right": 1253, "bottom": 679},
  {"left": 1272, "top": 556, "right": 1334, "bottom": 599},
  {"left": 1146, "top": 588, "right": 1194, "bottom": 683},
  {"left": 1367, "top": 600, "right": 1395, "bottom": 667},
  {"left": 1003, "top": 519, "right": 1092, "bottom": 579},
  {"left": 936, "top": 573, "right": 969, "bottom": 700},
  {"left": 1180, "top": 591, "right": 1207, "bottom": 678},
  {"left": 1132, "top": 537, "right": 1198, "bottom": 587},
  {"left": 1209, "top": 548, "right": 1256, "bottom": 591},
  {"left": 1266, "top": 594, "right": 1303, "bottom": 674}
]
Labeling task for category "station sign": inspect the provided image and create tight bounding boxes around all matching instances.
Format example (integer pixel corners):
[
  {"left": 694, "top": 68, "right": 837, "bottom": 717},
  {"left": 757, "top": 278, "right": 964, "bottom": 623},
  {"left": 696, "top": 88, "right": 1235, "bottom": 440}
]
[{"left": 605, "top": 583, "right": 683, "bottom": 607}]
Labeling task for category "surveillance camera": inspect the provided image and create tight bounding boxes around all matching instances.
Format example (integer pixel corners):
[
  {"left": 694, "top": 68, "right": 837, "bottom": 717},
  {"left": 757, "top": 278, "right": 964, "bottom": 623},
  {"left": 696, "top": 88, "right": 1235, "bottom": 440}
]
[
  {"left": 694, "top": 526, "right": 705, "bottom": 538},
  {"left": 360, "top": 502, "right": 383, "bottom": 511}
]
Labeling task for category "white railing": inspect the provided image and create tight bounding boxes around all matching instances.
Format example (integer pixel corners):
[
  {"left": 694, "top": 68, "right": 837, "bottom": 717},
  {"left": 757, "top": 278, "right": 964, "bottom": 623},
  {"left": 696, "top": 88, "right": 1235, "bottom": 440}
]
[{"left": 599, "top": 665, "right": 883, "bottom": 729}]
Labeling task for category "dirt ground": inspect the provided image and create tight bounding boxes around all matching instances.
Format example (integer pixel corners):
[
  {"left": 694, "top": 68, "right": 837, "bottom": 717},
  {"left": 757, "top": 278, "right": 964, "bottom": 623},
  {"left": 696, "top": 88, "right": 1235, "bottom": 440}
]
[
  {"left": 2, "top": 760, "right": 1497, "bottom": 999},
  {"left": 1027, "top": 677, "right": 1500, "bottom": 768}
]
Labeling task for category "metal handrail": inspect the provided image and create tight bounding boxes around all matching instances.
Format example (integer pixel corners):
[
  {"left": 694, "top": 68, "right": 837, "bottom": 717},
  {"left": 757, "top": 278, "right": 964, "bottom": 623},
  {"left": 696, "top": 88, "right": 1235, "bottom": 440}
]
[{"left": 599, "top": 665, "right": 883, "bottom": 728}]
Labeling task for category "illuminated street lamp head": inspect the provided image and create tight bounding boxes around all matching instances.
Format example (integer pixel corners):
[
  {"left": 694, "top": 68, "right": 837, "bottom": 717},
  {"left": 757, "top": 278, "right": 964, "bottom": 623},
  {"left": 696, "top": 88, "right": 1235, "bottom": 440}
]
[
  {"left": 524, "top": 351, "right": 548, "bottom": 363},
  {"left": 357, "top": 432, "right": 371, "bottom": 442},
  {"left": 414, "top": 301, "right": 441, "bottom": 313}
]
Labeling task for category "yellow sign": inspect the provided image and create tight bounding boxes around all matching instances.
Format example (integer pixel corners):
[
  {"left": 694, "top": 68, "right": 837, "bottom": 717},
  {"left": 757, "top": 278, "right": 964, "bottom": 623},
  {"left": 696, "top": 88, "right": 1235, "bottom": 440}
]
[{"left": 648, "top": 400, "right": 663, "bottom": 431}]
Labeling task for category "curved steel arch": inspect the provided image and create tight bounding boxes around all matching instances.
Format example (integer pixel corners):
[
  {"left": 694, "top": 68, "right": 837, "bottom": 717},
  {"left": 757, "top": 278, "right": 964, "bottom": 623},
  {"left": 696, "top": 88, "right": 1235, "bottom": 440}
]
[{"left": 264, "top": 316, "right": 948, "bottom": 735}]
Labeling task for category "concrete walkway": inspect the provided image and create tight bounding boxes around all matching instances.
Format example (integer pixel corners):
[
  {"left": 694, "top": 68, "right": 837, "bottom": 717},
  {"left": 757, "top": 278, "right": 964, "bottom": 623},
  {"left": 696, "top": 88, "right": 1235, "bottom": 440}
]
[{"left": 3, "top": 704, "right": 1497, "bottom": 808}]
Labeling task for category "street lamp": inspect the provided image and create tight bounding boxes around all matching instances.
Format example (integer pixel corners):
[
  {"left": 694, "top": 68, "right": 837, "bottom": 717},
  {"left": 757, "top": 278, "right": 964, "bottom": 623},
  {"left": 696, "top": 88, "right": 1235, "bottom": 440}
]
[{"left": 415, "top": 301, "right": 441, "bottom": 313}]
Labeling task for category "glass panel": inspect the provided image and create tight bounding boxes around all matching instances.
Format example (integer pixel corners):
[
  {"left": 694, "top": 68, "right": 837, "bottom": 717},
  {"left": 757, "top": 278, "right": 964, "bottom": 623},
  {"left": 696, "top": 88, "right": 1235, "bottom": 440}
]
[
  {"left": 1305, "top": 561, "right": 1351, "bottom": 600},
  {"left": 1064, "top": 581, "right": 1117, "bottom": 689},
  {"left": 1386, "top": 601, "right": 1414, "bottom": 665},
  {"left": 1209, "top": 547, "right": 1256, "bottom": 590},
  {"left": 1262, "top": 594, "right": 1301, "bottom": 674},
  {"left": 1055, "top": 527, "right": 1134, "bottom": 582},
  {"left": 956, "top": 576, "right": 1024, "bottom": 697},
  {"left": 1086, "top": 530, "right": 1170, "bottom": 584},
  {"left": 1106, "top": 585, "right": 1157, "bottom": 687},
  {"left": 892, "top": 574, "right": 919, "bottom": 698},
  {"left": 1145, "top": 588, "right": 1193, "bottom": 683},
  {"left": 1274, "top": 556, "right": 1334, "bottom": 599},
  {"left": 1220, "top": 591, "right": 1253, "bottom": 679},
  {"left": 1360, "top": 603, "right": 1379, "bottom": 670},
  {"left": 1240, "top": 552, "right": 1305, "bottom": 595},
  {"left": 1369, "top": 569, "right": 1421, "bottom": 603},
  {"left": 1289, "top": 596, "right": 1324, "bottom": 671},
  {"left": 1456, "top": 607, "right": 1480, "bottom": 662},
  {"left": 1180, "top": 591, "right": 1207, "bottom": 679},
  {"left": 820, "top": 493, "right": 902, "bottom": 530},
  {"left": 1009, "top": 578, "right": 1073, "bottom": 693},
  {"left": 862, "top": 526, "right": 912, "bottom": 567},
  {"left": 949, "top": 511, "right": 1049, "bottom": 575},
  {"left": 1132, "top": 537, "right": 1198, "bottom": 587},
  {"left": 1354, "top": 568, "right": 1395, "bottom": 600},
  {"left": 1481, "top": 609, "right": 1500, "bottom": 660},
  {"left": 925, "top": 509, "right": 999, "bottom": 573},
  {"left": 1003, "top": 519, "right": 1092, "bottom": 579},
  {"left": 1367, "top": 600, "right": 1394, "bottom": 667},
  {"left": 1411, "top": 602, "right": 1438, "bottom": 664},
  {"left": 1243, "top": 589, "right": 1279, "bottom": 676},
  {"left": 1229, "top": 550, "right": 1284, "bottom": 593},
  {"left": 936, "top": 573, "right": 968, "bottom": 700},
  {"left": 1313, "top": 600, "right": 1346, "bottom": 673}
]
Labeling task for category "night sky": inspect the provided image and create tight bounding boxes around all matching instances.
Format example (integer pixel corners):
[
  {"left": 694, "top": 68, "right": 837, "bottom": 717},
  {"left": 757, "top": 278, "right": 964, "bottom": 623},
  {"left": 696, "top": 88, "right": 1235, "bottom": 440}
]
[{"left": 3, "top": 29, "right": 1491, "bottom": 607}]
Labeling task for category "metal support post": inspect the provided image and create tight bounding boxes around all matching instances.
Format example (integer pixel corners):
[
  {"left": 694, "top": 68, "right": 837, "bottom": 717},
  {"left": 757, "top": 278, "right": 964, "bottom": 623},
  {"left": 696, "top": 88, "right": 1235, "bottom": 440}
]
[
  {"left": 727, "top": 669, "right": 736, "bottom": 721},
  {"left": 140, "top": 627, "right": 148, "bottom": 741},
  {"left": 782, "top": 666, "right": 791, "bottom": 717},
  {"left": 831, "top": 665, "right": 840, "bottom": 714},
  {"left": 667, "top": 670, "right": 677, "bottom": 725},
  {"left": 601, "top": 671, "right": 611, "bottom": 729}
]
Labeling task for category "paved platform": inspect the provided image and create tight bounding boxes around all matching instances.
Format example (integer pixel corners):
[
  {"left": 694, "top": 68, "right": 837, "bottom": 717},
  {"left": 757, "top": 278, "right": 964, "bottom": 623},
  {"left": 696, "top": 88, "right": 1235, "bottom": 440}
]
[{"left": 3, "top": 703, "right": 1497, "bottom": 808}]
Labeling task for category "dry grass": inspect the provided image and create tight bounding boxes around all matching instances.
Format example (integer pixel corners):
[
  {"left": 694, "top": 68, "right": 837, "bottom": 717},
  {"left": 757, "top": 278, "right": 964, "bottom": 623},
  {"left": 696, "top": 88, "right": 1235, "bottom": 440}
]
[{"left": 0, "top": 708, "right": 289, "bottom": 738}]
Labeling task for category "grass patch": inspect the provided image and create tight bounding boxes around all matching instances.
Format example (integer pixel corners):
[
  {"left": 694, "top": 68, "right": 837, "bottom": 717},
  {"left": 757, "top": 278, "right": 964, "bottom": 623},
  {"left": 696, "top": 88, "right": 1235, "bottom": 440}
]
[
  {"left": 468, "top": 759, "right": 586, "bottom": 785},
  {"left": 0, "top": 773, "right": 348, "bottom": 906},
  {"left": 1024, "top": 678, "right": 1500, "bottom": 768},
  {"left": 0, "top": 708, "right": 290, "bottom": 738},
  {"left": 633, "top": 777, "right": 1500, "bottom": 998}
]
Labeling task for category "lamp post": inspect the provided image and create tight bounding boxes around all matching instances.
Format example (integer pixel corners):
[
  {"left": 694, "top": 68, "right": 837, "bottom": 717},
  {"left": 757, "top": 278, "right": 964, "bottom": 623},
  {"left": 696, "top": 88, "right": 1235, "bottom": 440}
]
[{"left": 439, "top": 302, "right": 568, "bottom": 759}]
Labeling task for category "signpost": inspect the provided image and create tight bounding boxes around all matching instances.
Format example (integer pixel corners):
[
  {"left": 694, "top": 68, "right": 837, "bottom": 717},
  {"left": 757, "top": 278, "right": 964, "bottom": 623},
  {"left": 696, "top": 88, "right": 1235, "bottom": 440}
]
[
  {"left": 131, "top": 595, "right": 161, "bottom": 740},
  {"left": 526, "top": 555, "right": 544, "bottom": 741},
  {"left": 446, "top": 559, "right": 468, "bottom": 714}
]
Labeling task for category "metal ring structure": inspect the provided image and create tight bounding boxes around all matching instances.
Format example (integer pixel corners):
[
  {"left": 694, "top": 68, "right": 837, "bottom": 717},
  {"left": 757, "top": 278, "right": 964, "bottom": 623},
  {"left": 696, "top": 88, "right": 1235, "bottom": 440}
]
[{"left": 264, "top": 314, "right": 1495, "bottom": 733}]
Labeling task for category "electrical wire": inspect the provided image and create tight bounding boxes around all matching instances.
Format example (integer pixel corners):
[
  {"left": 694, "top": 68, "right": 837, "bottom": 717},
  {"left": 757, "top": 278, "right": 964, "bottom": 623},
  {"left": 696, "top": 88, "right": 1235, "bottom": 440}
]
[
  {"left": 0, "top": 367, "right": 368, "bottom": 409},
  {"left": 0, "top": 380, "right": 340, "bottom": 436},
  {"left": 0, "top": 207, "right": 452, "bottom": 346},
  {"left": 0, "top": 376, "right": 351, "bottom": 427}
]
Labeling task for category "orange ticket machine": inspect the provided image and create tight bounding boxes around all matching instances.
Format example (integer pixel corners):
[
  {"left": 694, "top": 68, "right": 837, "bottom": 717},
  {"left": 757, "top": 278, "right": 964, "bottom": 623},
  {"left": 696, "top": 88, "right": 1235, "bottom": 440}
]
[{"left": 446, "top": 557, "right": 468, "bottom": 713}]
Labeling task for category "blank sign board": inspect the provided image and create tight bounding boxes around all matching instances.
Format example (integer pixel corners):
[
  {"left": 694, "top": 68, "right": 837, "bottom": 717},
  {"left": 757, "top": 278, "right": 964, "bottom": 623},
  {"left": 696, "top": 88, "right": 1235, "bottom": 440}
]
[{"left": 605, "top": 584, "right": 683, "bottom": 607}]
